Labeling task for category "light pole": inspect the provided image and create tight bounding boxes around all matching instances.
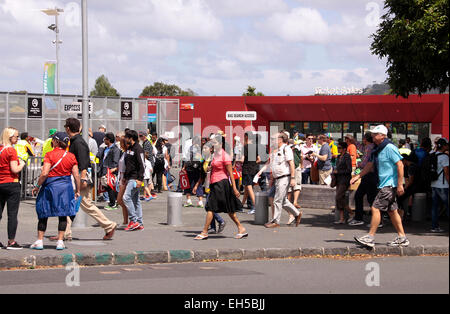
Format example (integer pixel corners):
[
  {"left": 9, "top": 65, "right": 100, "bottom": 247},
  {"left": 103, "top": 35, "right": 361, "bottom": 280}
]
[{"left": 41, "top": 7, "right": 64, "bottom": 95}]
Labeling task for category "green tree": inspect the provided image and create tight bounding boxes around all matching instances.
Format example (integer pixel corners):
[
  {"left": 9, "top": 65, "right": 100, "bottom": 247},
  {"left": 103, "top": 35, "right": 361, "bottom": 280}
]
[
  {"left": 140, "top": 82, "right": 197, "bottom": 97},
  {"left": 90, "top": 75, "right": 120, "bottom": 97},
  {"left": 242, "top": 86, "right": 265, "bottom": 96},
  {"left": 371, "top": 0, "right": 449, "bottom": 97}
]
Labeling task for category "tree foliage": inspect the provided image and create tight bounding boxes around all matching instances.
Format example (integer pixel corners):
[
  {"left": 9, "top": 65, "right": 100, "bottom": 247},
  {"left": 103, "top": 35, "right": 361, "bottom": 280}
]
[
  {"left": 90, "top": 75, "right": 120, "bottom": 97},
  {"left": 242, "top": 86, "right": 265, "bottom": 96},
  {"left": 140, "top": 82, "right": 197, "bottom": 97},
  {"left": 371, "top": 0, "right": 449, "bottom": 97}
]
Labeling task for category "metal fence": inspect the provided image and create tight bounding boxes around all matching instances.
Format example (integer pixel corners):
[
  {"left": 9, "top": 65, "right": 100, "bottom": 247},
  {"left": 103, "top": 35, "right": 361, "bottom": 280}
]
[
  {"left": 0, "top": 92, "right": 149, "bottom": 141},
  {"left": 20, "top": 156, "right": 99, "bottom": 203}
]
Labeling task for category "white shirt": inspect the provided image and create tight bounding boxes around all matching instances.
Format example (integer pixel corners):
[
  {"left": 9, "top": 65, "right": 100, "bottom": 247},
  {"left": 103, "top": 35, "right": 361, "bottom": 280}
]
[
  {"left": 144, "top": 159, "right": 153, "bottom": 180},
  {"left": 270, "top": 144, "right": 294, "bottom": 179},
  {"left": 300, "top": 143, "right": 318, "bottom": 169}
]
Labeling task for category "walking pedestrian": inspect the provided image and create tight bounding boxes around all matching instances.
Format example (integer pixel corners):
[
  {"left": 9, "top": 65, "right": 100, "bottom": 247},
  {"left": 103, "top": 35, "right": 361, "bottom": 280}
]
[
  {"left": 116, "top": 136, "right": 129, "bottom": 228},
  {"left": 264, "top": 132, "right": 303, "bottom": 228},
  {"left": 430, "top": 138, "right": 449, "bottom": 233},
  {"left": 349, "top": 132, "right": 378, "bottom": 226},
  {"left": 241, "top": 132, "right": 260, "bottom": 213},
  {"left": 41, "top": 128, "right": 58, "bottom": 158},
  {"left": 153, "top": 137, "right": 169, "bottom": 193},
  {"left": 63, "top": 118, "right": 117, "bottom": 241},
  {"left": 97, "top": 132, "right": 120, "bottom": 211},
  {"left": 353, "top": 125, "right": 409, "bottom": 248},
  {"left": 123, "top": 130, "right": 146, "bottom": 231},
  {"left": 0, "top": 127, "right": 26, "bottom": 250},
  {"left": 333, "top": 142, "right": 354, "bottom": 224},
  {"left": 301, "top": 134, "right": 318, "bottom": 184},
  {"left": 183, "top": 136, "right": 204, "bottom": 207},
  {"left": 194, "top": 134, "right": 247, "bottom": 240},
  {"left": 30, "top": 132, "right": 81, "bottom": 250}
]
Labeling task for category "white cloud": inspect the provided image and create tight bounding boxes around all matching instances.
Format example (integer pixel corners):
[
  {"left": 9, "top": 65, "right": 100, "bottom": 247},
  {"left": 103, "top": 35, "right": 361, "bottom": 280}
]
[
  {"left": 263, "top": 7, "right": 330, "bottom": 44},
  {"left": 208, "top": 0, "right": 289, "bottom": 17}
]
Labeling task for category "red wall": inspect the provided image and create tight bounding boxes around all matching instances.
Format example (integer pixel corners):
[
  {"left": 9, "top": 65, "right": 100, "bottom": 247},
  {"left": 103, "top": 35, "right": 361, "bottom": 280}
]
[{"left": 144, "top": 94, "right": 449, "bottom": 139}]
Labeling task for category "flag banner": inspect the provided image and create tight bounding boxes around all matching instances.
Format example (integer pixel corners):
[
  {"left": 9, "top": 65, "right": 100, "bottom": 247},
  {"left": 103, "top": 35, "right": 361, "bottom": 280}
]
[{"left": 43, "top": 61, "right": 56, "bottom": 94}]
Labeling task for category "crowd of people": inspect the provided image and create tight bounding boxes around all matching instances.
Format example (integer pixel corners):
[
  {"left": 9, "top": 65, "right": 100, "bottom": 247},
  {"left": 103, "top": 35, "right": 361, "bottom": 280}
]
[{"left": 0, "top": 118, "right": 448, "bottom": 250}]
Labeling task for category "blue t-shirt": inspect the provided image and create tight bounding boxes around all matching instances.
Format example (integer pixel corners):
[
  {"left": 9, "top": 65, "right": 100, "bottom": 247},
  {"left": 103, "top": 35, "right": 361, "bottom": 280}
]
[{"left": 377, "top": 143, "right": 403, "bottom": 189}]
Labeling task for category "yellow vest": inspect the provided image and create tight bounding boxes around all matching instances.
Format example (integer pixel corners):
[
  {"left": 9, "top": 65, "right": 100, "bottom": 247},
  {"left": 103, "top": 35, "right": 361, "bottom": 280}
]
[
  {"left": 15, "top": 140, "right": 33, "bottom": 162},
  {"left": 42, "top": 138, "right": 54, "bottom": 158}
]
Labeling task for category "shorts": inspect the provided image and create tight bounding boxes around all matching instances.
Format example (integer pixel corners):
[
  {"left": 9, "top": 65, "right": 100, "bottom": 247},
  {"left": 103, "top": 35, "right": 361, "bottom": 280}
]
[
  {"left": 372, "top": 187, "right": 399, "bottom": 212},
  {"left": 144, "top": 179, "right": 152, "bottom": 187},
  {"left": 242, "top": 173, "right": 256, "bottom": 187},
  {"left": 268, "top": 185, "right": 276, "bottom": 198},
  {"left": 288, "top": 167, "right": 302, "bottom": 193}
]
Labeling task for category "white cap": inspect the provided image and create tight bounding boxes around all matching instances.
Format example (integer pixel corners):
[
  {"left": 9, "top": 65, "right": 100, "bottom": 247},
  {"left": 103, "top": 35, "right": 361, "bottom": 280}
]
[{"left": 369, "top": 125, "right": 388, "bottom": 135}]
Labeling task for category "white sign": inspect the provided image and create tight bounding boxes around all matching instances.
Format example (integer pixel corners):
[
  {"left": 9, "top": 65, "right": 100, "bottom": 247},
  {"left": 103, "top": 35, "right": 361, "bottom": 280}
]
[
  {"left": 315, "top": 86, "right": 363, "bottom": 95},
  {"left": 64, "top": 101, "right": 93, "bottom": 114},
  {"left": 226, "top": 111, "right": 257, "bottom": 121}
]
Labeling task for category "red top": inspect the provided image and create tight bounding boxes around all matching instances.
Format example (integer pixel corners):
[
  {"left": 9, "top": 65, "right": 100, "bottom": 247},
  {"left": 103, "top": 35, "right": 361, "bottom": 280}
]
[
  {"left": 44, "top": 147, "right": 78, "bottom": 177},
  {"left": 0, "top": 145, "right": 20, "bottom": 184}
]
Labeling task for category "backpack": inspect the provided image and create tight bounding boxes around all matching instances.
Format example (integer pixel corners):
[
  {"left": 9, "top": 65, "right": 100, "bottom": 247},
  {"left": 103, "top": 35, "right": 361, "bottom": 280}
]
[
  {"left": 154, "top": 147, "right": 165, "bottom": 170},
  {"left": 421, "top": 152, "right": 447, "bottom": 184}
]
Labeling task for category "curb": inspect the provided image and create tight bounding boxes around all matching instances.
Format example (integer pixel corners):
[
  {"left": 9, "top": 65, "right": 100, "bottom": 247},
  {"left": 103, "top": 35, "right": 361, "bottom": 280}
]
[{"left": 0, "top": 245, "right": 448, "bottom": 270}]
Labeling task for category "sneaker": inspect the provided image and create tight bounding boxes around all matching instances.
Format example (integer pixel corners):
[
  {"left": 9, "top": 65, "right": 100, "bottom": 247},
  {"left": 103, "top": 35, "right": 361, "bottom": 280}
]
[
  {"left": 354, "top": 234, "right": 375, "bottom": 248},
  {"left": 387, "top": 236, "right": 410, "bottom": 247},
  {"left": 348, "top": 220, "right": 365, "bottom": 226},
  {"left": 207, "top": 227, "right": 217, "bottom": 234},
  {"left": 0, "top": 242, "right": 4, "bottom": 249},
  {"left": 30, "top": 240, "right": 44, "bottom": 250},
  {"left": 105, "top": 205, "right": 118, "bottom": 211},
  {"left": 56, "top": 240, "right": 66, "bottom": 250},
  {"left": 145, "top": 196, "right": 154, "bottom": 202},
  {"left": 197, "top": 201, "right": 204, "bottom": 208},
  {"left": 218, "top": 221, "right": 227, "bottom": 234},
  {"left": 124, "top": 221, "right": 138, "bottom": 231},
  {"left": 431, "top": 228, "right": 445, "bottom": 233},
  {"left": 135, "top": 224, "right": 144, "bottom": 231},
  {"left": 247, "top": 209, "right": 256, "bottom": 215},
  {"left": 184, "top": 200, "right": 194, "bottom": 207},
  {"left": 6, "top": 241, "right": 23, "bottom": 250}
]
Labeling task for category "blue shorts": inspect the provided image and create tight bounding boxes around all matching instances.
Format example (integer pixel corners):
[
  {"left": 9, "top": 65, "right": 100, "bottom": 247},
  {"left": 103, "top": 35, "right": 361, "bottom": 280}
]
[{"left": 268, "top": 185, "right": 276, "bottom": 198}]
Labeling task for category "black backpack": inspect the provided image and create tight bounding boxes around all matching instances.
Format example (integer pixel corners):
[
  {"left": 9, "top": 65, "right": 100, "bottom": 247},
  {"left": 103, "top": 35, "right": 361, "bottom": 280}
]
[
  {"left": 154, "top": 147, "right": 165, "bottom": 170},
  {"left": 421, "top": 152, "right": 447, "bottom": 184}
]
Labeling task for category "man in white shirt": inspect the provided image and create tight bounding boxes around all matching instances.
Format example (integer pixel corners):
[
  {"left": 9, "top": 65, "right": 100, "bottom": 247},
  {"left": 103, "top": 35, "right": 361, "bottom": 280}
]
[
  {"left": 430, "top": 138, "right": 449, "bottom": 233},
  {"left": 264, "top": 133, "right": 303, "bottom": 228},
  {"left": 300, "top": 134, "right": 319, "bottom": 184}
]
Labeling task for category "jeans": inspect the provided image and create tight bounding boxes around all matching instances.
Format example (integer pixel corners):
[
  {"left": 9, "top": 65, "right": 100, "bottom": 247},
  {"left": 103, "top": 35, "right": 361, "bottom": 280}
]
[
  {"left": 301, "top": 168, "right": 311, "bottom": 185},
  {"left": 431, "top": 188, "right": 449, "bottom": 229},
  {"left": 123, "top": 180, "right": 143, "bottom": 224},
  {"left": 354, "top": 173, "right": 378, "bottom": 221},
  {"left": 210, "top": 213, "right": 225, "bottom": 231}
]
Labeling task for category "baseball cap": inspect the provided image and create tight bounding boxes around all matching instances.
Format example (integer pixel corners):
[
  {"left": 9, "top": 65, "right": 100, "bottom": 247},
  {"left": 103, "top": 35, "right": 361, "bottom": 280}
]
[
  {"left": 138, "top": 131, "right": 147, "bottom": 137},
  {"left": 369, "top": 125, "right": 388, "bottom": 136},
  {"left": 53, "top": 132, "right": 70, "bottom": 144},
  {"left": 48, "top": 128, "right": 57, "bottom": 137},
  {"left": 436, "top": 138, "right": 448, "bottom": 148}
]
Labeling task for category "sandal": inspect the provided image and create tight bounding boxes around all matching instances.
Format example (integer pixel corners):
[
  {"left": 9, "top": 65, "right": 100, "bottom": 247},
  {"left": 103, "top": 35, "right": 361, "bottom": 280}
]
[
  {"left": 194, "top": 233, "right": 209, "bottom": 240},
  {"left": 235, "top": 233, "right": 248, "bottom": 239}
]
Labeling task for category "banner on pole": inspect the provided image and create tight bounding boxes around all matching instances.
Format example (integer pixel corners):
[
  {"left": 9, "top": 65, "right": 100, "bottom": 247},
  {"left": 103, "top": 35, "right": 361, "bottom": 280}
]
[{"left": 43, "top": 61, "right": 56, "bottom": 94}]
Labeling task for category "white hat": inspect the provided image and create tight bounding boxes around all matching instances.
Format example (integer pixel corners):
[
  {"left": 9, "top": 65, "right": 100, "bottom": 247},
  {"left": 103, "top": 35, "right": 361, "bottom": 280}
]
[{"left": 369, "top": 125, "right": 388, "bottom": 135}]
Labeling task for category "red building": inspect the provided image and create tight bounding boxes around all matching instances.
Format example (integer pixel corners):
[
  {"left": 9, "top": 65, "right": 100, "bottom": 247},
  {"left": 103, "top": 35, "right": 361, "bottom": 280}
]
[{"left": 145, "top": 94, "right": 449, "bottom": 146}]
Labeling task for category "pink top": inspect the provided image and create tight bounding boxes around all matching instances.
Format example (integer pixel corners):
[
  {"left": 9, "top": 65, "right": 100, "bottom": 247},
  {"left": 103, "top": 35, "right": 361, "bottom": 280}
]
[{"left": 210, "top": 149, "right": 232, "bottom": 184}]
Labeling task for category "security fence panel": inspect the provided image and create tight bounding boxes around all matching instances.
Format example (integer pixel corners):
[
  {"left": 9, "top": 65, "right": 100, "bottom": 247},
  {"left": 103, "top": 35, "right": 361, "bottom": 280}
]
[
  {"left": 156, "top": 99, "right": 180, "bottom": 166},
  {"left": 1, "top": 92, "right": 148, "bottom": 147}
]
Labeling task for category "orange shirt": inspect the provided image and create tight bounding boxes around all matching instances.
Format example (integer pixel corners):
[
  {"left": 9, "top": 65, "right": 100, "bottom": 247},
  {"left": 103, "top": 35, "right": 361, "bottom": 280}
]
[{"left": 347, "top": 144, "right": 357, "bottom": 168}]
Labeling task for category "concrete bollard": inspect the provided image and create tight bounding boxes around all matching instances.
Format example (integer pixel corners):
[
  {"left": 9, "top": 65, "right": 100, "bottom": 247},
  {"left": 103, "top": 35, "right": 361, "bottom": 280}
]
[
  {"left": 254, "top": 191, "right": 269, "bottom": 225},
  {"left": 167, "top": 192, "right": 183, "bottom": 226},
  {"left": 411, "top": 193, "right": 427, "bottom": 222}
]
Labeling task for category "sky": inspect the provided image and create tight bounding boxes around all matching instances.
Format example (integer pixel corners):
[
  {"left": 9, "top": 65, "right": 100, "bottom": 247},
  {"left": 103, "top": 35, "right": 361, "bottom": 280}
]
[{"left": 0, "top": 0, "right": 388, "bottom": 97}]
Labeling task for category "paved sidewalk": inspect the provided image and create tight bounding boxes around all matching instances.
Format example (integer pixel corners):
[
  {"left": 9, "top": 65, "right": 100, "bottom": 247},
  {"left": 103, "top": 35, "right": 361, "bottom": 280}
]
[{"left": 0, "top": 192, "right": 448, "bottom": 269}]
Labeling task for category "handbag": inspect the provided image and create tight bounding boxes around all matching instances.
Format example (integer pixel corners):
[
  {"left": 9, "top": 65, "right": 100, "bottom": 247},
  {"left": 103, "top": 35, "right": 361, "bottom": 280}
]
[{"left": 330, "top": 173, "right": 337, "bottom": 188}]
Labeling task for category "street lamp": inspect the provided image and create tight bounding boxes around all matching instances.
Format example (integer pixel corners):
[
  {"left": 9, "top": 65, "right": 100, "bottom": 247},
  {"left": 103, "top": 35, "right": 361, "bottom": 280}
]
[{"left": 41, "top": 7, "right": 64, "bottom": 95}]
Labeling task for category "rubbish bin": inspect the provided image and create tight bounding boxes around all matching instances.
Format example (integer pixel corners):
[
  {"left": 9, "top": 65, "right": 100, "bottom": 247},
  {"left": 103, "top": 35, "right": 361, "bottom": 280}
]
[
  {"left": 254, "top": 191, "right": 269, "bottom": 225},
  {"left": 411, "top": 193, "right": 427, "bottom": 222},
  {"left": 167, "top": 192, "right": 183, "bottom": 226}
]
